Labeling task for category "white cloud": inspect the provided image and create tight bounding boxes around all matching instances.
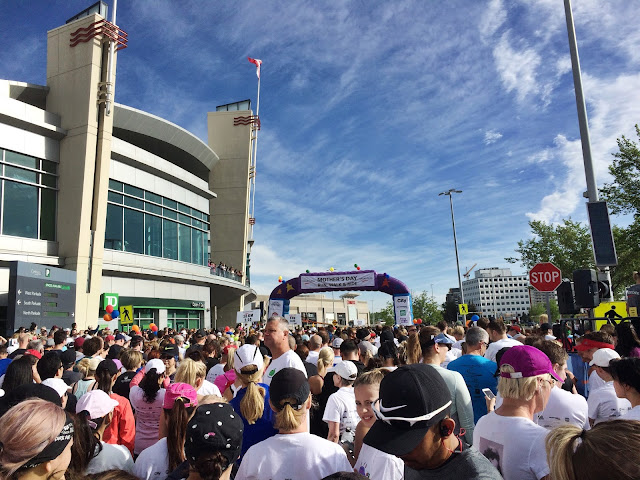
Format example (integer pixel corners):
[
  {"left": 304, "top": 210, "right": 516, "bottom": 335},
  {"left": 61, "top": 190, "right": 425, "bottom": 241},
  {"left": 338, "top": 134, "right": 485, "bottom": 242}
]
[
  {"left": 484, "top": 129, "right": 503, "bottom": 145},
  {"left": 479, "top": 0, "right": 507, "bottom": 39}
]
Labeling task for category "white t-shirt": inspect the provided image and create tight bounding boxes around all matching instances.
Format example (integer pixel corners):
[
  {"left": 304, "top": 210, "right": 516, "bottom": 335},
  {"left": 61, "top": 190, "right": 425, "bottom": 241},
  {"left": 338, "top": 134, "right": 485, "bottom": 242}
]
[
  {"left": 86, "top": 441, "right": 134, "bottom": 475},
  {"left": 306, "top": 350, "right": 320, "bottom": 366},
  {"left": 442, "top": 347, "right": 462, "bottom": 368},
  {"left": 235, "top": 432, "right": 352, "bottom": 480},
  {"left": 473, "top": 412, "right": 549, "bottom": 480},
  {"left": 587, "top": 382, "right": 632, "bottom": 425},
  {"left": 622, "top": 405, "right": 640, "bottom": 421},
  {"left": 133, "top": 437, "right": 169, "bottom": 480},
  {"left": 205, "top": 363, "right": 226, "bottom": 384},
  {"left": 262, "top": 350, "right": 307, "bottom": 386},
  {"left": 535, "top": 386, "right": 589, "bottom": 430},
  {"left": 323, "top": 387, "right": 360, "bottom": 443},
  {"left": 355, "top": 442, "right": 404, "bottom": 480},
  {"left": 587, "top": 369, "right": 607, "bottom": 393},
  {"left": 198, "top": 379, "right": 222, "bottom": 397},
  {"left": 484, "top": 338, "right": 523, "bottom": 363},
  {"left": 129, "top": 386, "right": 166, "bottom": 455}
]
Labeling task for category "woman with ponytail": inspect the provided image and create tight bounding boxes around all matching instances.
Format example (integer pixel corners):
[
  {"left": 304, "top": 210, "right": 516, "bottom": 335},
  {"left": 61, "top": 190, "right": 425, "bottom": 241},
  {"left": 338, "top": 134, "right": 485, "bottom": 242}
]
[
  {"left": 94, "top": 359, "right": 135, "bottom": 454},
  {"left": 229, "top": 345, "right": 277, "bottom": 462},
  {"left": 134, "top": 383, "right": 198, "bottom": 480},
  {"left": 0, "top": 399, "right": 74, "bottom": 480},
  {"left": 129, "top": 359, "right": 167, "bottom": 455},
  {"left": 546, "top": 419, "right": 640, "bottom": 480},
  {"left": 235, "top": 368, "right": 351, "bottom": 480}
]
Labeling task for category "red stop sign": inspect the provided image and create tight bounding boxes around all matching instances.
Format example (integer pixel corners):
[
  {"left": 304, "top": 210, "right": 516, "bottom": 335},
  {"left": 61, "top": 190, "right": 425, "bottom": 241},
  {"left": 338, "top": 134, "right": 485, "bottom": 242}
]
[{"left": 529, "top": 262, "right": 562, "bottom": 292}]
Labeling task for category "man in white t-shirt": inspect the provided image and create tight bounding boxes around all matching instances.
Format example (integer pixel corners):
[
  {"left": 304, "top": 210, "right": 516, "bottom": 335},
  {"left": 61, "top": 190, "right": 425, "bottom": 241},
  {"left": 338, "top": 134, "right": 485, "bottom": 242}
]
[
  {"left": 534, "top": 340, "right": 588, "bottom": 430},
  {"left": 306, "top": 334, "right": 322, "bottom": 366},
  {"left": 484, "top": 319, "right": 522, "bottom": 363},
  {"left": 323, "top": 360, "right": 359, "bottom": 446},
  {"left": 262, "top": 316, "right": 307, "bottom": 386},
  {"left": 587, "top": 348, "right": 632, "bottom": 425}
]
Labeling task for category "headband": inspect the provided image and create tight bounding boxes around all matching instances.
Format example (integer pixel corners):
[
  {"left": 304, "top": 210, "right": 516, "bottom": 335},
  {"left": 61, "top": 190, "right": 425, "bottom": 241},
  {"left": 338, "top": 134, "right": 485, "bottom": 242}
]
[{"left": 19, "top": 414, "right": 74, "bottom": 470}]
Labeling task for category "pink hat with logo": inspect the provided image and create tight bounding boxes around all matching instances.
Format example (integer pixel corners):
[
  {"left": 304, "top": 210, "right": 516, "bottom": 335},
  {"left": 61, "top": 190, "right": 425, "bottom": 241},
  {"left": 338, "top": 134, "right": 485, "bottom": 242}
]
[
  {"left": 163, "top": 382, "right": 198, "bottom": 409},
  {"left": 499, "top": 345, "right": 561, "bottom": 382}
]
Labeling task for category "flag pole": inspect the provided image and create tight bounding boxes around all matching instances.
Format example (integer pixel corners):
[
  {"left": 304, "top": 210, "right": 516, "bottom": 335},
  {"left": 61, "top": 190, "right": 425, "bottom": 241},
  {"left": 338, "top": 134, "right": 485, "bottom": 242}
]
[{"left": 250, "top": 74, "right": 260, "bottom": 240}]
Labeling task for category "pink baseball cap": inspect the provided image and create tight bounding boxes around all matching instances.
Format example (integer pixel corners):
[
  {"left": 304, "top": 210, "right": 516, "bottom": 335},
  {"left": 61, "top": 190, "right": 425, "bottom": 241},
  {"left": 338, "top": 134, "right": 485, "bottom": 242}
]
[
  {"left": 163, "top": 382, "right": 198, "bottom": 409},
  {"left": 499, "top": 345, "right": 561, "bottom": 382}
]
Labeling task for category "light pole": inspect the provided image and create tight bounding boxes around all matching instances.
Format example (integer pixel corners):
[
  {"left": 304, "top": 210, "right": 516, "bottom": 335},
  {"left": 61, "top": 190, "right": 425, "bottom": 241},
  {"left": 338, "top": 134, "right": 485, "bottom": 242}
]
[{"left": 439, "top": 189, "right": 465, "bottom": 308}]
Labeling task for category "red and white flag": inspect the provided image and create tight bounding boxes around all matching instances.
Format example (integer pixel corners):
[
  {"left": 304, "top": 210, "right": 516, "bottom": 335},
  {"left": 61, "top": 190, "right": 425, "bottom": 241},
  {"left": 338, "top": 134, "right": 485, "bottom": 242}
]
[{"left": 247, "top": 57, "right": 262, "bottom": 79}]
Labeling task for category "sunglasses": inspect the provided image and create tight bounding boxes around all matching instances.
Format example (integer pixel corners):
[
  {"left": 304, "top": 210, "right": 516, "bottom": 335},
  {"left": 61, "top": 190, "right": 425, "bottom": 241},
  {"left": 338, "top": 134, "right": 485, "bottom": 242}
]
[{"left": 372, "top": 399, "right": 452, "bottom": 427}]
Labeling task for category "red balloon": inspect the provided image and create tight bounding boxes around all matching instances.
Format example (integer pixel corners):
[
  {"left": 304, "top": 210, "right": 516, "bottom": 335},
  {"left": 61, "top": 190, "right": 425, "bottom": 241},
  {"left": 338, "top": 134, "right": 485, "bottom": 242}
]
[
  {"left": 416, "top": 318, "right": 423, "bottom": 324},
  {"left": 106, "top": 305, "right": 114, "bottom": 314},
  {"left": 149, "top": 323, "right": 158, "bottom": 332},
  {"left": 356, "top": 266, "right": 361, "bottom": 270}
]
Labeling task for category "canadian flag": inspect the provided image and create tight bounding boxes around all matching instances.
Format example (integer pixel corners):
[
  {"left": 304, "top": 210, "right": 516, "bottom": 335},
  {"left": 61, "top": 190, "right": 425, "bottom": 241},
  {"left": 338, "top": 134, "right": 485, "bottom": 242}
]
[{"left": 247, "top": 57, "right": 262, "bottom": 79}]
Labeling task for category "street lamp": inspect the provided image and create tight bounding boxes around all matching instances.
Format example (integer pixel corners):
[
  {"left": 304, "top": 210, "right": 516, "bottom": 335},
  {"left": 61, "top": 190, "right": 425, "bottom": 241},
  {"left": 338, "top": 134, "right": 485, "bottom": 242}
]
[{"left": 439, "top": 189, "right": 465, "bottom": 307}]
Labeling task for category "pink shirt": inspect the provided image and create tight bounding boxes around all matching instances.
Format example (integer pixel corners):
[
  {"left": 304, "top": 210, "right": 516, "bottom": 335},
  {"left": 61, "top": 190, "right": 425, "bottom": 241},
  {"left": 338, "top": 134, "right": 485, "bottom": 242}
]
[{"left": 129, "top": 385, "right": 166, "bottom": 455}]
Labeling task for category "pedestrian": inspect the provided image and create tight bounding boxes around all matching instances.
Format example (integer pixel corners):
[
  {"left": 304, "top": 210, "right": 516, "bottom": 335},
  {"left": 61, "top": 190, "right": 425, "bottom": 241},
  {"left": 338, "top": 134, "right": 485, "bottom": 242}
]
[
  {"left": 473, "top": 345, "right": 559, "bottom": 480},
  {"left": 323, "top": 361, "right": 360, "bottom": 448},
  {"left": 0, "top": 398, "right": 74, "bottom": 479},
  {"left": 609, "top": 356, "right": 640, "bottom": 420},
  {"left": 587, "top": 349, "right": 632, "bottom": 425},
  {"left": 235, "top": 368, "right": 352, "bottom": 479},
  {"left": 129, "top": 359, "right": 167, "bottom": 455},
  {"left": 261, "top": 317, "right": 306, "bottom": 385},
  {"left": 365, "top": 364, "right": 501, "bottom": 479},
  {"left": 483, "top": 320, "right": 522, "bottom": 363}
]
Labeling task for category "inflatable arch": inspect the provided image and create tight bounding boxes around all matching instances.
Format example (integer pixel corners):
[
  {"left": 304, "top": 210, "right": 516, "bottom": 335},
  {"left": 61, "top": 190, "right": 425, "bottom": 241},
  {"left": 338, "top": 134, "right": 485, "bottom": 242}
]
[{"left": 267, "top": 270, "right": 413, "bottom": 326}]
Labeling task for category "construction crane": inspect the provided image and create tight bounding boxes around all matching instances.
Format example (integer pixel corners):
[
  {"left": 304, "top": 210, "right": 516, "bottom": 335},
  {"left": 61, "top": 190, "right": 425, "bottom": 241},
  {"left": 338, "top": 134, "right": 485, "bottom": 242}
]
[{"left": 463, "top": 263, "right": 477, "bottom": 280}]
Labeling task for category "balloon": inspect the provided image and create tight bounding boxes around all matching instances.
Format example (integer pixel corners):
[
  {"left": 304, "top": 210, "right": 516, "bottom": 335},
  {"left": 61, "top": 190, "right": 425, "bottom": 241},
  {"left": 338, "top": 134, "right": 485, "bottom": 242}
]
[
  {"left": 413, "top": 319, "right": 418, "bottom": 324},
  {"left": 103, "top": 314, "right": 112, "bottom": 321},
  {"left": 416, "top": 318, "right": 423, "bottom": 324},
  {"left": 131, "top": 325, "right": 140, "bottom": 332},
  {"left": 306, "top": 269, "right": 310, "bottom": 273},
  {"left": 357, "top": 266, "right": 361, "bottom": 270},
  {"left": 225, "top": 326, "right": 230, "bottom": 332},
  {"left": 471, "top": 314, "right": 479, "bottom": 322},
  {"left": 111, "top": 310, "right": 120, "bottom": 319},
  {"left": 354, "top": 264, "right": 358, "bottom": 268},
  {"left": 149, "top": 323, "right": 158, "bottom": 332},
  {"left": 330, "top": 267, "right": 334, "bottom": 272},
  {"left": 278, "top": 276, "right": 283, "bottom": 282},
  {"left": 106, "top": 305, "right": 114, "bottom": 314}
]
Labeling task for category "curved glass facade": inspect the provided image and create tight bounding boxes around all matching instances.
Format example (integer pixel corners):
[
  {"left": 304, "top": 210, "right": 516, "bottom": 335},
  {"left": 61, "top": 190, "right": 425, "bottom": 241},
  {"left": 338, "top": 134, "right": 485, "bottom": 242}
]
[
  {"left": 105, "top": 179, "right": 209, "bottom": 266},
  {"left": 0, "top": 149, "right": 57, "bottom": 241}
]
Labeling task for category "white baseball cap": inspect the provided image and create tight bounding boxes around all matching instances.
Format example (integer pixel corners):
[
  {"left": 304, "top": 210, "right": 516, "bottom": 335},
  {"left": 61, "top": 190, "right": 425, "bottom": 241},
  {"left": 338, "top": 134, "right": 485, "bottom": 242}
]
[
  {"left": 41, "top": 378, "right": 70, "bottom": 398},
  {"left": 329, "top": 360, "right": 358, "bottom": 381},
  {"left": 233, "top": 344, "right": 264, "bottom": 373},
  {"left": 145, "top": 358, "right": 166, "bottom": 374},
  {"left": 589, "top": 348, "right": 620, "bottom": 367}
]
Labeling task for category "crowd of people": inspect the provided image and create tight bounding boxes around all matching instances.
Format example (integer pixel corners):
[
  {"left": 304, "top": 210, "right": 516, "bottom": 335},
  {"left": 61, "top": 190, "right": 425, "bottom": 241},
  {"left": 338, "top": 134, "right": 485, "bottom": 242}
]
[{"left": 0, "top": 316, "right": 639, "bottom": 480}]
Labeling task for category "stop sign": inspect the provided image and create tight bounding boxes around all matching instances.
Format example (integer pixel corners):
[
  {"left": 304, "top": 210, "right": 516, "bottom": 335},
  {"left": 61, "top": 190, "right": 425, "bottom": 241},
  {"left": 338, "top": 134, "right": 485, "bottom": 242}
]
[{"left": 529, "top": 262, "right": 562, "bottom": 292}]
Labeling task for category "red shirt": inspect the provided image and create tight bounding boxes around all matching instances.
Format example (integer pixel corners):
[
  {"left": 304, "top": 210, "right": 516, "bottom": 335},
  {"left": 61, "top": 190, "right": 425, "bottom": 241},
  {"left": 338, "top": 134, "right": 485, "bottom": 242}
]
[{"left": 102, "top": 392, "right": 135, "bottom": 454}]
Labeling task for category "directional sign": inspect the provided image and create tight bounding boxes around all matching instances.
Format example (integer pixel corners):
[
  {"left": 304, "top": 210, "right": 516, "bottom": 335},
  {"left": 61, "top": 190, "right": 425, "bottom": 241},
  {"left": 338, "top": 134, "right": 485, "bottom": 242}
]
[
  {"left": 458, "top": 303, "right": 469, "bottom": 315},
  {"left": 529, "top": 262, "right": 562, "bottom": 292},
  {"left": 120, "top": 305, "right": 134, "bottom": 325},
  {"left": 7, "top": 261, "right": 77, "bottom": 332}
]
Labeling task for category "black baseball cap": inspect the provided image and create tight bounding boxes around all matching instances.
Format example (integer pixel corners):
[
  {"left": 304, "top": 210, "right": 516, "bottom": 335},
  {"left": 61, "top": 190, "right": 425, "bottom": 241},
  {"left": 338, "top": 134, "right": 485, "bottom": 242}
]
[
  {"left": 356, "top": 328, "right": 372, "bottom": 340},
  {"left": 107, "top": 344, "right": 123, "bottom": 360},
  {"left": 195, "top": 329, "right": 206, "bottom": 338},
  {"left": 185, "top": 403, "right": 243, "bottom": 467},
  {"left": 269, "top": 368, "right": 310, "bottom": 410},
  {"left": 364, "top": 364, "right": 452, "bottom": 456},
  {"left": 161, "top": 344, "right": 179, "bottom": 357},
  {"left": 96, "top": 358, "right": 119, "bottom": 376},
  {"left": 60, "top": 349, "right": 76, "bottom": 368}
]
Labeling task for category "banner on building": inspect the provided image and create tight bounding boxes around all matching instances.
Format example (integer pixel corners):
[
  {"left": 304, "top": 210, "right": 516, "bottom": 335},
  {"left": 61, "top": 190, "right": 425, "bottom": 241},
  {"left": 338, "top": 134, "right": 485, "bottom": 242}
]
[
  {"left": 285, "top": 313, "right": 302, "bottom": 327},
  {"left": 268, "top": 300, "right": 284, "bottom": 318},
  {"left": 394, "top": 294, "right": 413, "bottom": 326},
  {"left": 300, "top": 272, "right": 375, "bottom": 290},
  {"left": 237, "top": 309, "right": 261, "bottom": 326},
  {"left": 354, "top": 318, "right": 366, "bottom": 326}
]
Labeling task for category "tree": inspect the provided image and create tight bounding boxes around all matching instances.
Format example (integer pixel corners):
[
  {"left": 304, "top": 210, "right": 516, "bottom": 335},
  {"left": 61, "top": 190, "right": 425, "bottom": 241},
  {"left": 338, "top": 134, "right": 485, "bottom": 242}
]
[
  {"left": 600, "top": 124, "right": 640, "bottom": 217},
  {"left": 372, "top": 302, "right": 394, "bottom": 326},
  {"left": 412, "top": 291, "right": 443, "bottom": 325},
  {"left": 505, "top": 219, "right": 595, "bottom": 280},
  {"left": 441, "top": 301, "right": 459, "bottom": 324}
]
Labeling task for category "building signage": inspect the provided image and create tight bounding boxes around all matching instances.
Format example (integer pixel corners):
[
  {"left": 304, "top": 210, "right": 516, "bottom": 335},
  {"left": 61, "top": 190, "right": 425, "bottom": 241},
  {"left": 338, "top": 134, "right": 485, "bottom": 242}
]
[
  {"left": 102, "top": 293, "right": 119, "bottom": 310},
  {"left": 237, "top": 309, "right": 261, "bottom": 326},
  {"left": 300, "top": 272, "right": 375, "bottom": 290},
  {"left": 7, "top": 261, "right": 77, "bottom": 331},
  {"left": 285, "top": 313, "right": 302, "bottom": 327},
  {"left": 268, "top": 300, "right": 284, "bottom": 318},
  {"left": 191, "top": 301, "right": 205, "bottom": 308},
  {"left": 394, "top": 294, "right": 413, "bottom": 326},
  {"left": 354, "top": 318, "right": 366, "bottom": 326}
]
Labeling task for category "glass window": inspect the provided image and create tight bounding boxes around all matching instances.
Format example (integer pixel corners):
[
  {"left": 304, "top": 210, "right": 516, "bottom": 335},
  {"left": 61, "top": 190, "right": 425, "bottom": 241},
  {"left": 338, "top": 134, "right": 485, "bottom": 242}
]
[
  {"left": 108, "top": 191, "right": 123, "bottom": 204},
  {"left": 124, "top": 208, "right": 144, "bottom": 253},
  {"left": 124, "top": 184, "right": 144, "bottom": 198},
  {"left": 145, "top": 214, "right": 162, "bottom": 257},
  {"left": 3, "top": 181, "right": 38, "bottom": 238},
  {"left": 163, "top": 208, "right": 177, "bottom": 220},
  {"left": 5, "top": 151, "right": 37, "bottom": 169},
  {"left": 178, "top": 223, "right": 191, "bottom": 262},
  {"left": 41, "top": 173, "right": 56, "bottom": 188},
  {"left": 145, "top": 191, "right": 162, "bottom": 204},
  {"left": 109, "top": 179, "right": 123, "bottom": 191},
  {"left": 42, "top": 160, "right": 57, "bottom": 174},
  {"left": 6, "top": 165, "right": 38, "bottom": 183},
  {"left": 124, "top": 196, "right": 144, "bottom": 210},
  {"left": 192, "top": 228, "right": 204, "bottom": 265},
  {"left": 178, "top": 203, "right": 191, "bottom": 214},
  {"left": 40, "top": 189, "right": 56, "bottom": 241},
  {"left": 178, "top": 213, "right": 191, "bottom": 224},
  {"left": 163, "top": 219, "right": 178, "bottom": 260},
  {"left": 145, "top": 202, "right": 162, "bottom": 214},
  {"left": 105, "top": 204, "right": 123, "bottom": 250},
  {"left": 163, "top": 198, "right": 177, "bottom": 209}
]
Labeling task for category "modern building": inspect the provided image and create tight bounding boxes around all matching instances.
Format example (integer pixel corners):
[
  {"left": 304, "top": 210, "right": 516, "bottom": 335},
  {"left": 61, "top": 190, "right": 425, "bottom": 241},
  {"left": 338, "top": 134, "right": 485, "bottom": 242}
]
[
  {"left": 462, "top": 267, "right": 531, "bottom": 319},
  {"left": 252, "top": 293, "right": 371, "bottom": 326},
  {"left": 445, "top": 287, "right": 462, "bottom": 305},
  {"left": 0, "top": 5, "right": 256, "bottom": 333}
]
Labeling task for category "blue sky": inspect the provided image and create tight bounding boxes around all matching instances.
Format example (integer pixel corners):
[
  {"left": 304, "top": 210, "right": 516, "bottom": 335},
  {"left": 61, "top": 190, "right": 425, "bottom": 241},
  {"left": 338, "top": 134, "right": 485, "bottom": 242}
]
[{"left": 2, "top": 1, "right": 639, "bottom": 311}]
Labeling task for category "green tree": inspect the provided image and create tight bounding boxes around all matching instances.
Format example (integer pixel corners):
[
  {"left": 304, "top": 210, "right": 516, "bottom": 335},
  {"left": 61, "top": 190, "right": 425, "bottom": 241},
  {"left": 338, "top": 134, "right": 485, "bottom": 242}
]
[
  {"left": 412, "top": 291, "right": 443, "bottom": 325},
  {"left": 441, "top": 301, "right": 458, "bottom": 324},
  {"left": 373, "top": 302, "right": 395, "bottom": 326},
  {"left": 505, "top": 219, "right": 594, "bottom": 279},
  {"left": 529, "top": 301, "right": 560, "bottom": 322}
]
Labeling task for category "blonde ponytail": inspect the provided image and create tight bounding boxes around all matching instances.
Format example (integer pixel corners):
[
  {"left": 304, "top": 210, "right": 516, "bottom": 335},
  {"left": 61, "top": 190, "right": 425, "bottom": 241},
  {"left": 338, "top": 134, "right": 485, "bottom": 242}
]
[
  {"left": 405, "top": 333, "right": 422, "bottom": 365},
  {"left": 237, "top": 367, "right": 266, "bottom": 425},
  {"left": 273, "top": 401, "right": 305, "bottom": 431}
]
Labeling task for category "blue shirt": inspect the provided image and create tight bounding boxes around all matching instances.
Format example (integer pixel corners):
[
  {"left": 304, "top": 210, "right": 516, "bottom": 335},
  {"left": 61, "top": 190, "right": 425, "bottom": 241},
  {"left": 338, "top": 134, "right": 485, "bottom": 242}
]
[
  {"left": 230, "top": 382, "right": 278, "bottom": 461},
  {"left": 0, "top": 358, "right": 11, "bottom": 377},
  {"left": 448, "top": 354, "right": 498, "bottom": 423}
]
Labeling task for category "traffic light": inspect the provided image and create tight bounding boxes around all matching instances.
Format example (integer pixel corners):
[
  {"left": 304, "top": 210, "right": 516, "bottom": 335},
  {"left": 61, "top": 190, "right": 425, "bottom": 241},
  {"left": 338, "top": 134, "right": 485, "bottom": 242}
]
[
  {"left": 597, "top": 280, "right": 611, "bottom": 299},
  {"left": 573, "top": 269, "right": 600, "bottom": 309},
  {"left": 557, "top": 281, "right": 579, "bottom": 315}
]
